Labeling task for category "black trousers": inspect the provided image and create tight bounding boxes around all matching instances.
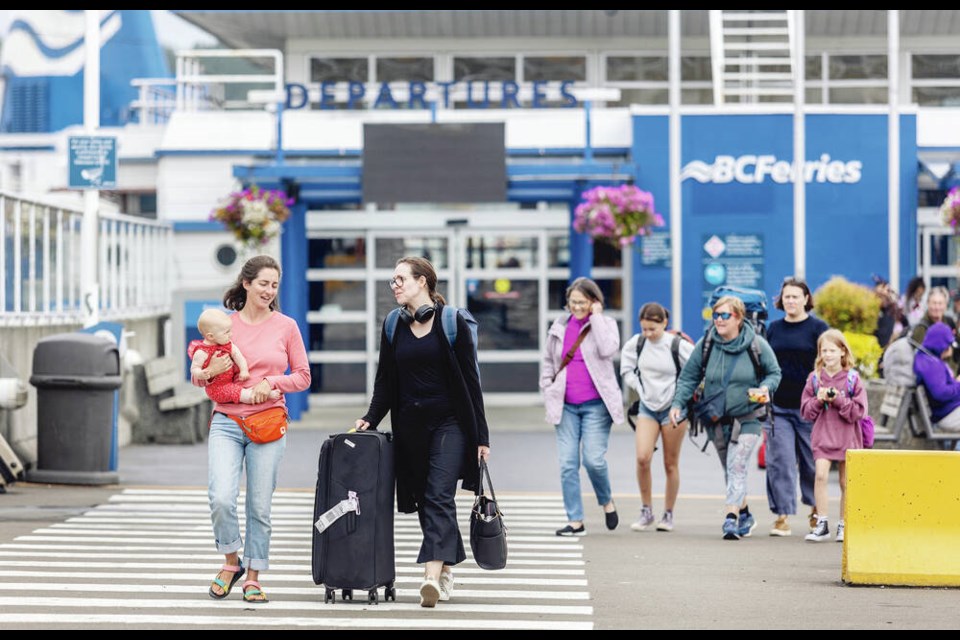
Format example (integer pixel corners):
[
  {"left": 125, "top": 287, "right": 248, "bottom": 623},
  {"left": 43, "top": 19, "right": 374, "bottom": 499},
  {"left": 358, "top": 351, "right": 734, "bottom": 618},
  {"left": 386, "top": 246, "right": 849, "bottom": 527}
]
[{"left": 415, "top": 418, "right": 467, "bottom": 565}]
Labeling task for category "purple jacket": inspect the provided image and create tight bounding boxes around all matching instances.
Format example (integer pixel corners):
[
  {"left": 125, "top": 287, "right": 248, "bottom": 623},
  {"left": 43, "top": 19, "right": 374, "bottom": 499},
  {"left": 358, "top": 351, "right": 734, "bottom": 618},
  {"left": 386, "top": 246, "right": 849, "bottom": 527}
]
[
  {"left": 540, "top": 313, "right": 624, "bottom": 426},
  {"left": 913, "top": 321, "right": 960, "bottom": 421}
]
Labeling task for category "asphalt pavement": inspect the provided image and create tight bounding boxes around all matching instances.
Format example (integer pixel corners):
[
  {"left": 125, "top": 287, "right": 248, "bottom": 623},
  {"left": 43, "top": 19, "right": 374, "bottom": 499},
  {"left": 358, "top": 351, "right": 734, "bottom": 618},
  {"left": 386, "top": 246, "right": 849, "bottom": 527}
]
[{"left": 0, "top": 405, "right": 957, "bottom": 629}]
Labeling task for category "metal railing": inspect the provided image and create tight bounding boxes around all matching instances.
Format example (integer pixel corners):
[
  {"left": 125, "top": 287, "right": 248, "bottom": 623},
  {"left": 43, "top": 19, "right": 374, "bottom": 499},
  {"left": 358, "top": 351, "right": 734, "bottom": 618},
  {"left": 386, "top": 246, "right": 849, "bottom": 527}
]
[{"left": 1, "top": 191, "right": 174, "bottom": 327}]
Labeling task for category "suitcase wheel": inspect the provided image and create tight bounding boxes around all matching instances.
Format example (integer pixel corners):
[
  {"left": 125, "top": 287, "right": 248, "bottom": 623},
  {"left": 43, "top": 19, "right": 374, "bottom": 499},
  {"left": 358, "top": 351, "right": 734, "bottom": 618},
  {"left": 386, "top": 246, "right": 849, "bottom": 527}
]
[
  {"left": 324, "top": 587, "right": 335, "bottom": 604},
  {"left": 367, "top": 589, "right": 379, "bottom": 605},
  {"left": 342, "top": 589, "right": 353, "bottom": 601},
  {"left": 384, "top": 586, "right": 396, "bottom": 602}
]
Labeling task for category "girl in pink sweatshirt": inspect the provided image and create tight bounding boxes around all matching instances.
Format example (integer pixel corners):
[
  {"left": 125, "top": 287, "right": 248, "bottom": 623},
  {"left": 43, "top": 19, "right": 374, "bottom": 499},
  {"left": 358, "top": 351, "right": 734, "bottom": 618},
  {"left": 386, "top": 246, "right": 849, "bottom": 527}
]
[{"left": 799, "top": 329, "right": 867, "bottom": 543}]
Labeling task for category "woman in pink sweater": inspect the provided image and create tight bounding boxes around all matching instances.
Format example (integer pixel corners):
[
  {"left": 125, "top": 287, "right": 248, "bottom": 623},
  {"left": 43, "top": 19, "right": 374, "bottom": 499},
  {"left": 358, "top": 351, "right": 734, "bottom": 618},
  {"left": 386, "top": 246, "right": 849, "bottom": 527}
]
[
  {"left": 193, "top": 255, "right": 311, "bottom": 603},
  {"left": 799, "top": 329, "right": 866, "bottom": 544},
  {"left": 540, "top": 277, "right": 624, "bottom": 537}
]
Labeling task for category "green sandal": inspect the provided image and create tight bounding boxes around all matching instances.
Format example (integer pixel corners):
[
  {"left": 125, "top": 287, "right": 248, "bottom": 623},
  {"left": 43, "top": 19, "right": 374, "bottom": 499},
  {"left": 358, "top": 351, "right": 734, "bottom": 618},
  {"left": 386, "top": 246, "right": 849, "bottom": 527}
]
[
  {"left": 242, "top": 580, "right": 269, "bottom": 604},
  {"left": 208, "top": 562, "right": 244, "bottom": 599}
]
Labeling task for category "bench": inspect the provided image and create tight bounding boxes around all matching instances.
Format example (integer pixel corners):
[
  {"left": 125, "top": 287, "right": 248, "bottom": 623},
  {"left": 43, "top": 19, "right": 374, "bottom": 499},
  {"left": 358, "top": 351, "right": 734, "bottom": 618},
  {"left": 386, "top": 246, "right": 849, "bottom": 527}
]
[
  {"left": 910, "top": 385, "right": 960, "bottom": 450},
  {"left": 870, "top": 382, "right": 912, "bottom": 444},
  {"left": 129, "top": 357, "right": 211, "bottom": 445}
]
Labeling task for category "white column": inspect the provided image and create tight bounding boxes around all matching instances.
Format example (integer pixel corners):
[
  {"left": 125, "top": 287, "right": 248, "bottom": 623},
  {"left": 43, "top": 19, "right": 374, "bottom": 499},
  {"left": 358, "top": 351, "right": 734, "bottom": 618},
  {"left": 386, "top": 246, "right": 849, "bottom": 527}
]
[
  {"left": 669, "top": 10, "right": 683, "bottom": 329},
  {"left": 81, "top": 9, "right": 100, "bottom": 327},
  {"left": 888, "top": 10, "right": 901, "bottom": 290},
  {"left": 792, "top": 10, "right": 806, "bottom": 279}
]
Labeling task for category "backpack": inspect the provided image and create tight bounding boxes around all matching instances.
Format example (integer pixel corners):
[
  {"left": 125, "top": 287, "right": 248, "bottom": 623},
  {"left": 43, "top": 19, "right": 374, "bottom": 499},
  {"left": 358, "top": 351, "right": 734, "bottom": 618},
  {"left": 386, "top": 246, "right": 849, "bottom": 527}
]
[
  {"left": 385, "top": 305, "right": 481, "bottom": 380},
  {"left": 708, "top": 285, "right": 769, "bottom": 339},
  {"left": 811, "top": 369, "right": 875, "bottom": 449},
  {"left": 689, "top": 328, "right": 772, "bottom": 450},
  {"left": 626, "top": 330, "right": 695, "bottom": 431}
]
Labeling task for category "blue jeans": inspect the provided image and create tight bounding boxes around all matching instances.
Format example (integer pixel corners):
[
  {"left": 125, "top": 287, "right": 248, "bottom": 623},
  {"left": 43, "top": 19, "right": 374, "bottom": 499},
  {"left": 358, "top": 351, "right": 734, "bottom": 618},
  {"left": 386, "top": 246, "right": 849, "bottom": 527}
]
[
  {"left": 208, "top": 412, "right": 286, "bottom": 571},
  {"left": 764, "top": 407, "right": 816, "bottom": 515},
  {"left": 555, "top": 399, "right": 613, "bottom": 522}
]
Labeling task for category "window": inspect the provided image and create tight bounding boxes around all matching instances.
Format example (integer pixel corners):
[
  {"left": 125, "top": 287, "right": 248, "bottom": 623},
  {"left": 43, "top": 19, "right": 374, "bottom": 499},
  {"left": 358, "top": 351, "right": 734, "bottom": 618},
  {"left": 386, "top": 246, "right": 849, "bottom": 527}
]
[
  {"left": 523, "top": 56, "right": 587, "bottom": 82},
  {"left": 310, "top": 57, "right": 368, "bottom": 83},
  {"left": 911, "top": 55, "right": 960, "bottom": 106},
  {"left": 453, "top": 57, "right": 516, "bottom": 82},
  {"left": 604, "top": 54, "right": 712, "bottom": 106},
  {"left": 377, "top": 57, "right": 434, "bottom": 83}
]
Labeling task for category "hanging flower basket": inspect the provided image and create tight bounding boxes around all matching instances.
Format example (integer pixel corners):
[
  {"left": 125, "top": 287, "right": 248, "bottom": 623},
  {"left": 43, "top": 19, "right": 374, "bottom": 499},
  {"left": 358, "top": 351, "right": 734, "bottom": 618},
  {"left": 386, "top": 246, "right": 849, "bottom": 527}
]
[
  {"left": 210, "top": 185, "right": 292, "bottom": 249},
  {"left": 573, "top": 185, "right": 665, "bottom": 248},
  {"left": 941, "top": 186, "right": 960, "bottom": 232}
]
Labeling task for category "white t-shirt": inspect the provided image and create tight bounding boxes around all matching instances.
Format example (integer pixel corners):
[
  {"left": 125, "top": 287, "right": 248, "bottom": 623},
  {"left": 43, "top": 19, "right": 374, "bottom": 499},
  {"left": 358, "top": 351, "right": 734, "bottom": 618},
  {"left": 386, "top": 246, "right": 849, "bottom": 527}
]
[{"left": 620, "top": 332, "right": 694, "bottom": 412}]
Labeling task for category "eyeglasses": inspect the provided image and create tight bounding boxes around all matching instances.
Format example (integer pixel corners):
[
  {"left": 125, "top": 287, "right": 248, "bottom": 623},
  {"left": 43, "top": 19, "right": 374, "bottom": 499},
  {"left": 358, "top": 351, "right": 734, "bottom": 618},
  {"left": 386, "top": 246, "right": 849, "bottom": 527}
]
[
  {"left": 387, "top": 276, "right": 406, "bottom": 289},
  {"left": 568, "top": 300, "right": 591, "bottom": 308},
  {"left": 712, "top": 311, "right": 734, "bottom": 321}
]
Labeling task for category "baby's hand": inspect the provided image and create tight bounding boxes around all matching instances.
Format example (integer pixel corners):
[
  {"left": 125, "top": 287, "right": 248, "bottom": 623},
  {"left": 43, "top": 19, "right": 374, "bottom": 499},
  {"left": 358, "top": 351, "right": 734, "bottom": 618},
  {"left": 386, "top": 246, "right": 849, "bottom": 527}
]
[
  {"left": 268, "top": 390, "right": 281, "bottom": 400},
  {"left": 238, "top": 370, "right": 250, "bottom": 382}
]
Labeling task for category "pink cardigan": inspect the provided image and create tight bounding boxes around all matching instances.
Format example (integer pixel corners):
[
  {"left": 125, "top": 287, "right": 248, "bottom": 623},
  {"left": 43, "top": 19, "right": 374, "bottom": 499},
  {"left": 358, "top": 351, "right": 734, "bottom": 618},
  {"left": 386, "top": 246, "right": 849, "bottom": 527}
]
[{"left": 540, "top": 313, "right": 624, "bottom": 426}]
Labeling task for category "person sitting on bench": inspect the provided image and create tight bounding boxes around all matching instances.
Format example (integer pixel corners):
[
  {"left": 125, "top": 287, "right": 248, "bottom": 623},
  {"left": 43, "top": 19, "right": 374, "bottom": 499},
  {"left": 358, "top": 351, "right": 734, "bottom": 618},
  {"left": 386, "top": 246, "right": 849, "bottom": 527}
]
[{"left": 912, "top": 322, "right": 960, "bottom": 433}]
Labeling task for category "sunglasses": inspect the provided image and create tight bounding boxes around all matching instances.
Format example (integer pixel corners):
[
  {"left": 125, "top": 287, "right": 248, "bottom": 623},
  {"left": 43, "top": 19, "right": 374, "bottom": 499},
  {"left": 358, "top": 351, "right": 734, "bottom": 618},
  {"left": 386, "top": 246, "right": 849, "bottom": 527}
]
[{"left": 712, "top": 311, "right": 734, "bottom": 321}]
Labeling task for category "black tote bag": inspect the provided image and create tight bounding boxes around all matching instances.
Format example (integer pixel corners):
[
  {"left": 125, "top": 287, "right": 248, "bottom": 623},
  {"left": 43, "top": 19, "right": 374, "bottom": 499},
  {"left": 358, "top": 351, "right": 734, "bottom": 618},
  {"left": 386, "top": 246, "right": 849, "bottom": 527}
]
[{"left": 470, "top": 459, "right": 508, "bottom": 570}]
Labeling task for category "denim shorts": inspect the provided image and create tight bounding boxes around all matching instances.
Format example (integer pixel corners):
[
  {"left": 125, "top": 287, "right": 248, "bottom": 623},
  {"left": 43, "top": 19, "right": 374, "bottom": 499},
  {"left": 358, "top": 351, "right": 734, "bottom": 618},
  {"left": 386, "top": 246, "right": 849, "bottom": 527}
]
[{"left": 634, "top": 402, "right": 672, "bottom": 427}]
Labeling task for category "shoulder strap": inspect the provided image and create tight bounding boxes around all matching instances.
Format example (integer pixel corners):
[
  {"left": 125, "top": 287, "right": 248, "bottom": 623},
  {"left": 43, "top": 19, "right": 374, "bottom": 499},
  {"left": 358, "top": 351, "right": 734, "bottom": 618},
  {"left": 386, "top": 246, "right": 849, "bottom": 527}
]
[
  {"left": 552, "top": 325, "right": 591, "bottom": 382},
  {"left": 385, "top": 308, "right": 401, "bottom": 345},
  {"left": 670, "top": 334, "right": 682, "bottom": 378},
  {"left": 812, "top": 371, "right": 819, "bottom": 393},
  {"left": 747, "top": 336, "right": 764, "bottom": 383},
  {"left": 846, "top": 369, "right": 858, "bottom": 395},
  {"left": 440, "top": 305, "right": 458, "bottom": 349}
]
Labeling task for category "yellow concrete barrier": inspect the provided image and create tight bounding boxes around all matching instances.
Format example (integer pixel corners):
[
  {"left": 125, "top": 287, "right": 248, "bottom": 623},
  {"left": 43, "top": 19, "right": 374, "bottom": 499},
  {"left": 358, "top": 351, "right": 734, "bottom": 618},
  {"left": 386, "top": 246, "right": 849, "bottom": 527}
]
[{"left": 843, "top": 449, "right": 960, "bottom": 586}]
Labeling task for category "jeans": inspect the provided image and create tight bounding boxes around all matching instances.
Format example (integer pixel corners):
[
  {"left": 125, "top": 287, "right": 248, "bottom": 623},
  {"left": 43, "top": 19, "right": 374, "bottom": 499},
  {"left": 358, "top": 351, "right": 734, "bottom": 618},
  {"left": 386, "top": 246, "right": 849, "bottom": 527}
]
[
  {"left": 208, "top": 412, "right": 286, "bottom": 571},
  {"left": 764, "top": 407, "right": 816, "bottom": 515},
  {"left": 555, "top": 399, "right": 613, "bottom": 522},
  {"left": 709, "top": 421, "right": 761, "bottom": 507}
]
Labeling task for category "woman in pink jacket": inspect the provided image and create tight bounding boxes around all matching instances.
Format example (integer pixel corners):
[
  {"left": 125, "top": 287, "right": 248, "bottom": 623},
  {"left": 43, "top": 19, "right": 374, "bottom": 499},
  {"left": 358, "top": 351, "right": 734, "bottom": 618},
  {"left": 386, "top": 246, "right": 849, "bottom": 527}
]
[{"left": 540, "top": 277, "right": 624, "bottom": 536}]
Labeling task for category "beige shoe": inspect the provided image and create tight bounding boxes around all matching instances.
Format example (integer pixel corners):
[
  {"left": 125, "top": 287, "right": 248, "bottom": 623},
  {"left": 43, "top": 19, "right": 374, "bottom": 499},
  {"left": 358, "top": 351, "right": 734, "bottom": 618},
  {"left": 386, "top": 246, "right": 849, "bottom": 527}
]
[
  {"left": 770, "top": 515, "right": 792, "bottom": 537},
  {"left": 419, "top": 577, "right": 441, "bottom": 608},
  {"left": 439, "top": 570, "right": 454, "bottom": 602}
]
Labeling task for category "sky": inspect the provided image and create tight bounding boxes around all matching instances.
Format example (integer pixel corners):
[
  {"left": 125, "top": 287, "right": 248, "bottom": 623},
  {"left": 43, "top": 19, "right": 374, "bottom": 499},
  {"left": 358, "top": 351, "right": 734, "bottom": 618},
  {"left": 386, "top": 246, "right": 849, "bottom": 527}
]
[{"left": 0, "top": 10, "right": 218, "bottom": 50}]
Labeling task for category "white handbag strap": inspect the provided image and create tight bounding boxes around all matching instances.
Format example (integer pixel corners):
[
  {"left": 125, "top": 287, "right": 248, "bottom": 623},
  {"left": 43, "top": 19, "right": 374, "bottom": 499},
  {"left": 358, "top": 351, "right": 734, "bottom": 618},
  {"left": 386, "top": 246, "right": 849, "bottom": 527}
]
[{"left": 314, "top": 490, "right": 360, "bottom": 534}]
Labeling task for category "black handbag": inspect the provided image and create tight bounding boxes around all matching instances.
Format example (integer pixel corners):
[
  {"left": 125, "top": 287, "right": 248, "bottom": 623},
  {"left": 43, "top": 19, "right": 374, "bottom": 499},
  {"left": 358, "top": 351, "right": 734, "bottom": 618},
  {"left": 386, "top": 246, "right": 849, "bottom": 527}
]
[{"left": 470, "top": 459, "right": 508, "bottom": 571}]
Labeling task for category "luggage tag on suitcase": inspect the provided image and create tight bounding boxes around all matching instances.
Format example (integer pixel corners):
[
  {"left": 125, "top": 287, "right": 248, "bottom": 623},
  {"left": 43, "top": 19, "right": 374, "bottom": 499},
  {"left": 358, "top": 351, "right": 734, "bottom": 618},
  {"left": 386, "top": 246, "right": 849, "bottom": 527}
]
[{"left": 314, "top": 490, "right": 360, "bottom": 534}]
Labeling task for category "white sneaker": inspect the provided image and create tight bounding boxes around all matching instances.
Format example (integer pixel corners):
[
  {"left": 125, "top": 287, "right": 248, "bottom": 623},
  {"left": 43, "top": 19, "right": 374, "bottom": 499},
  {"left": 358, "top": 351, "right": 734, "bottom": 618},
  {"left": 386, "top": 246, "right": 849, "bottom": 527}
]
[
  {"left": 836, "top": 522, "right": 845, "bottom": 543},
  {"left": 439, "top": 571, "right": 454, "bottom": 602},
  {"left": 419, "top": 577, "right": 440, "bottom": 608}
]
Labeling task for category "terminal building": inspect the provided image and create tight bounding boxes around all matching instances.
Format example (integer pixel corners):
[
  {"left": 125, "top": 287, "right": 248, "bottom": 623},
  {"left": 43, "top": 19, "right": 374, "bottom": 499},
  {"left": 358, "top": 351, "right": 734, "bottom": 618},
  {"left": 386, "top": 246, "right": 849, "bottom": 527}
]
[{"left": 2, "top": 10, "right": 960, "bottom": 413}]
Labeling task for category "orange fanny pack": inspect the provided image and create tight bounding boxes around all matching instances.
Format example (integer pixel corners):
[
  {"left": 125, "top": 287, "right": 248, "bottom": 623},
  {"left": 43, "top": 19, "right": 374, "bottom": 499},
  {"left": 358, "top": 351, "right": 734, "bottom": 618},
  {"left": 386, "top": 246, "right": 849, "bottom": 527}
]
[{"left": 224, "top": 406, "right": 288, "bottom": 444}]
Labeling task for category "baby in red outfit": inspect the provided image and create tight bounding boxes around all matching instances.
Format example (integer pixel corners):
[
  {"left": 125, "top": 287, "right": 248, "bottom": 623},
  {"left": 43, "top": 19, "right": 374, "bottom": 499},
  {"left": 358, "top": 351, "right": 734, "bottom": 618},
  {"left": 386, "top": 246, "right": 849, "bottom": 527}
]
[{"left": 188, "top": 308, "right": 281, "bottom": 405}]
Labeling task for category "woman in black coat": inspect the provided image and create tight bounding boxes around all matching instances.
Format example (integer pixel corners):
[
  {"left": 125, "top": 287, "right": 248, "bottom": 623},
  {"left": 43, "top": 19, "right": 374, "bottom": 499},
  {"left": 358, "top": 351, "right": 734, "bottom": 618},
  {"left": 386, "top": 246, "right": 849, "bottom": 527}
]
[{"left": 356, "top": 256, "right": 490, "bottom": 609}]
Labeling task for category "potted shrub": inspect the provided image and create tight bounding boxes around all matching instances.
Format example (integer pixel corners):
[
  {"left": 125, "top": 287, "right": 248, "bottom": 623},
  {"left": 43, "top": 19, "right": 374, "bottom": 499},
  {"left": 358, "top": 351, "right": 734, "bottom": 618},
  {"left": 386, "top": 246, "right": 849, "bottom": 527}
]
[{"left": 812, "top": 276, "right": 883, "bottom": 378}]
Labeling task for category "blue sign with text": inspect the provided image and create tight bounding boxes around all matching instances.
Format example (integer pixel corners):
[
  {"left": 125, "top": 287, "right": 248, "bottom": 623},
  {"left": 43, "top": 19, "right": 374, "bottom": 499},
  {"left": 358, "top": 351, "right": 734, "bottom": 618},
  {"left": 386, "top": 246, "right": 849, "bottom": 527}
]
[{"left": 68, "top": 136, "right": 117, "bottom": 189}]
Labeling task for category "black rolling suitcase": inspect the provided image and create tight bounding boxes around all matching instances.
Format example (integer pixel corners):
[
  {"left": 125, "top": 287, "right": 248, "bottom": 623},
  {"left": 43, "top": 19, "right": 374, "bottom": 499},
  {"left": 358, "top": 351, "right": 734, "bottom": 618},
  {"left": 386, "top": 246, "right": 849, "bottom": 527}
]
[{"left": 312, "top": 430, "right": 396, "bottom": 604}]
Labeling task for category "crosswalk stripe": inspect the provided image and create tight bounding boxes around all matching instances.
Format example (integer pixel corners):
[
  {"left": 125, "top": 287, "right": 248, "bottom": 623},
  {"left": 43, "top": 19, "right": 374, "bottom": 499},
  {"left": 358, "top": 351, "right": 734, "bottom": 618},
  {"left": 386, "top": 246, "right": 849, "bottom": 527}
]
[
  {"left": 0, "top": 488, "right": 592, "bottom": 629},
  {"left": 0, "top": 614, "right": 593, "bottom": 630},
  {"left": 0, "top": 596, "right": 592, "bottom": 616},
  {"left": 0, "top": 583, "right": 591, "bottom": 599}
]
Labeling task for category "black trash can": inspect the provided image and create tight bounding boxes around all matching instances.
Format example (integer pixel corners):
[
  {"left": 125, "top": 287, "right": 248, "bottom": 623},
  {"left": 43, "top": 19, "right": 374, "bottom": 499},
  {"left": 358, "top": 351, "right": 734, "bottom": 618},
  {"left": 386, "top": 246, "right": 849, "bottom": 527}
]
[{"left": 28, "top": 333, "right": 121, "bottom": 485}]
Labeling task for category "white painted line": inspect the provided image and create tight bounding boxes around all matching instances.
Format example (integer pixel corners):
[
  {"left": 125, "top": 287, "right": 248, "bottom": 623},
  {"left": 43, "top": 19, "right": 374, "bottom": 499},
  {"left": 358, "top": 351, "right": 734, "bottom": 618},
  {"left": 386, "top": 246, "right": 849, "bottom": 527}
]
[
  {"left": 12, "top": 536, "right": 581, "bottom": 551},
  {"left": 0, "top": 545, "right": 583, "bottom": 560},
  {"left": 0, "top": 551, "right": 584, "bottom": 567},
  {"left": 0, "top": 614, "right": 593, "bottom": 630},
  {"left": 0, "top": 596, "right": 592, "bottom": 616},
  {"left": 0, "top": 583, "right": 591, "bottom": 599},
  {"left": 0, "top": 571, "right": 587, "bottom": 586},
  {"left": 0, "top": 559, "right": 584, "bottom": 576}
]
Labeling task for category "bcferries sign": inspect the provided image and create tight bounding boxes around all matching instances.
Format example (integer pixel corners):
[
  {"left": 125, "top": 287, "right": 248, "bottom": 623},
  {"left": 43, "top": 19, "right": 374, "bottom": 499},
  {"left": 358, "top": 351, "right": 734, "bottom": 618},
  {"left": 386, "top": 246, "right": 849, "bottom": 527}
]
[{"left": 680, "top": 154, "right": 862, "bottom": 185}]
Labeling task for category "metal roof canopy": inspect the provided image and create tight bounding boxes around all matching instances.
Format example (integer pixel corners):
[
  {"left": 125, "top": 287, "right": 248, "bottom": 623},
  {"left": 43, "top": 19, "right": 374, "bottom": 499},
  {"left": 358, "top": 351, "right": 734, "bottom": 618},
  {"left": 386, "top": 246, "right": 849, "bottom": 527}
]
[{"left": 174, "top": 10, "right": 960, "bottom": 50}]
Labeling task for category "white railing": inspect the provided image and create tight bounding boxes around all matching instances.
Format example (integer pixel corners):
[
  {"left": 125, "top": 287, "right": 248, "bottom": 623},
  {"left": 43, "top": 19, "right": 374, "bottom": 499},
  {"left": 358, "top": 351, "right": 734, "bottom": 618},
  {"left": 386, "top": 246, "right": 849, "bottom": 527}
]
[
  {"left": 130, "top": 78, "right": 177, "bottom": 126},
  {"left": 0, "top": 191, "right": 173, "bottom": 327},
  {"left": 175, "top": 49, "right": 283, "bottom": 112}
]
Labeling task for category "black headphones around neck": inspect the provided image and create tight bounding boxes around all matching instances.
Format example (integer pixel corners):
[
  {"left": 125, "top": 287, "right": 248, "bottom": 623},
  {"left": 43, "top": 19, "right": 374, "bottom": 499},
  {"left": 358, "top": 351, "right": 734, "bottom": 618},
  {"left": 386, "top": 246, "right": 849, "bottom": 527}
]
[{"left": 398, "top": 303, "right": 436, "bottom": 324}]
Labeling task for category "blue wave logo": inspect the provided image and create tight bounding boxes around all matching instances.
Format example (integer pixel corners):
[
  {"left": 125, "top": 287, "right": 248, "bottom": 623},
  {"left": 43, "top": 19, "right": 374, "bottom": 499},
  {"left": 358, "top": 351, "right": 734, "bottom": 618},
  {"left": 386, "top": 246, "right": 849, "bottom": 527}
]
[
  {"left": 1, "top": 11, "right": 120, "bottom": 77},
  {"left": 679, "top": 160, "right": 714, "bottom": 183}
]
